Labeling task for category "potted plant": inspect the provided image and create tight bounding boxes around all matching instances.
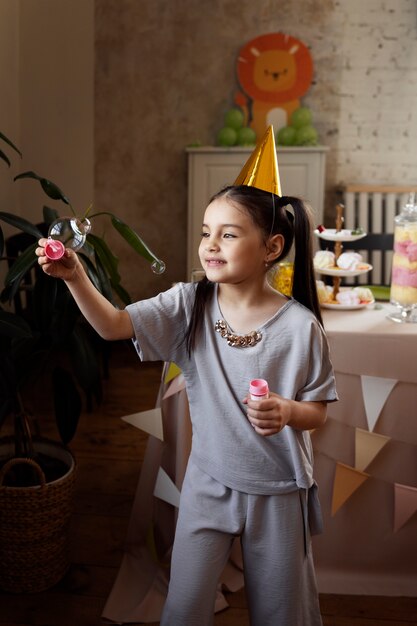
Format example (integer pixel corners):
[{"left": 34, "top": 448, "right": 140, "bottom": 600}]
[{"left": 0, "top": 131, "right": 164, "bottom": 592}]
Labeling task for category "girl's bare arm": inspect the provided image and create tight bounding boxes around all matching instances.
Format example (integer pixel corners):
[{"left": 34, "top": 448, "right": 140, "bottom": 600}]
[{"left": 36, "top": 239, "right": 134, "bottom": 341}]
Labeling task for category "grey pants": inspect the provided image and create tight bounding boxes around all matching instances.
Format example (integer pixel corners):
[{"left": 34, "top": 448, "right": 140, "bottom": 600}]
[{"left": 160, "top": 459, "right": 323, "bottom": 626}]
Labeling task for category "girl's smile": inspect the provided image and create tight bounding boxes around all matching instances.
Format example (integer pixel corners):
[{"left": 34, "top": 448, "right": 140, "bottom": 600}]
[{"left": 205, "top": 259, "right": 226, "bottom": 267}]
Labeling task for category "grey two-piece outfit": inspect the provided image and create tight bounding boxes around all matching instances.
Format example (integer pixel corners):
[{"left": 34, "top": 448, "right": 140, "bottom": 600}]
[{"left": 126, "top": 282, "right": 338, "bottom": 626}]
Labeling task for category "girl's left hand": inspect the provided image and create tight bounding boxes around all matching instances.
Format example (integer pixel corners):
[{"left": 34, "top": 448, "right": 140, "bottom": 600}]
[{"left": 243, "top": 393, "right": 291, "bottom": 436}]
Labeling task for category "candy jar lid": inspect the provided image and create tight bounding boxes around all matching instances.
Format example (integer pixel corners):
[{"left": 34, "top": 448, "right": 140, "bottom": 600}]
[{"left": 395, "top": 192, "right": 417, "bottom": 225}]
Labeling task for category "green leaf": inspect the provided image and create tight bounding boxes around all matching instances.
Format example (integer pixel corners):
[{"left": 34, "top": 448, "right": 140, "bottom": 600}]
[
  {"left": 111, "top": 280, "right": 131, "bottom": 306},
  {"left": 13, "top": 344, "right": 48, "bottom": 390},
  {"left": 0, "top": 131, "right": 22, "bottom": 157},
  {"left": 0, "top": 398, "right": 13, "bottom": 429},
  {"left": 0, "top": 283, "right": 13, "bottom": 304},
  {"left": 32, "top": 272, "right": 58, "bottom": 333},
  {"left": 0, "top": 212, "right": 44, "bottom": 239},
  {"left": 49, "top": 285, "right": 79, "bottom": 343},
  {"left": 78, "top": 252, "right": 102, "bottom": 293},
  {"left": 86, "top": 233, "right": 121, "bottom": 285},
  {"left": 0, "top": 149, "right": 11, "bottom": 167},
  {"left": 0, "top": 351, "right": 17, "bottom": 393},
  {"left": 52, "top": 366, "right": 82, "bottom": 445},
  {"left": 41, "top": 179, "right": 70, "bottom": 204},
  {"left": 5, "top": 242, "right": 37, "bottom": 286},
  {"left": 43, "top": 205, "right": 60, "bottom": 225},
  {"left": 14, "top": 171, "right": 70, "bottom": 205},
  {"left": 110, "top": 215, "right": 162, "bottom": 266},
  {"left": 0, "top": 310, "right": 32, "bottom": 339},
  {"left": 94, "top": 253, "right": 114, "bottom": 302},
  {"left": 69, "top": 324, "right": 102, "bottom": 393},
  {"left": 80, "top": 238, "right": 95, "bottom": 257}
]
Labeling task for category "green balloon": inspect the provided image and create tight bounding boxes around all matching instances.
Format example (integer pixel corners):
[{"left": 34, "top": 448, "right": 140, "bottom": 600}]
[
  {"left": 276, "top": 126, "right": 296, "bottom": 146},
  {"left": 236, "top": 126, "right": 256, "bottom": 146},
  {"left": 290, "top": 107, "right": 313, "bottom": 129},
  {"left": 224, "top": 108, "right": 244, "bottom": 130},
  {"left": 294, "top": 125, "right": 318, "bottom": 146},
  {"left": 217, "top": 127, "right": 238, "bottom": 147}
]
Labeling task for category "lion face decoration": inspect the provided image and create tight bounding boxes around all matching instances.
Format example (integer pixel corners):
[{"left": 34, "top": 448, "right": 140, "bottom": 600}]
[{"left": 235, "top": 33, "right": 313, "bottom": 138}]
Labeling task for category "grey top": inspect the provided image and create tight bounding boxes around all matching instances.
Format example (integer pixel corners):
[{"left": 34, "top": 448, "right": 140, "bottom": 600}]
[{"left": 126, "top": 282, "right": 337, "bottom": 496}]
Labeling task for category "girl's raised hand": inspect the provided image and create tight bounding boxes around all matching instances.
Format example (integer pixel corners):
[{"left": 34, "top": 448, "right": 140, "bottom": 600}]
[{"left": 36, "top": 238, "right": 79, "bottom": 281}]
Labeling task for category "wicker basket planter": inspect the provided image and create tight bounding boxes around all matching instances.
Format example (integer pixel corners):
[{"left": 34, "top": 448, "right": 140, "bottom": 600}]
[{"left": 0, "top": 438, "right": 77, "bottom": 593}]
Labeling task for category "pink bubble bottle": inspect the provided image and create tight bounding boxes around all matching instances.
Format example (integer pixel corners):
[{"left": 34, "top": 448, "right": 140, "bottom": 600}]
[{"left": 249, "top": 379, "right": 269, "bottom": 400}]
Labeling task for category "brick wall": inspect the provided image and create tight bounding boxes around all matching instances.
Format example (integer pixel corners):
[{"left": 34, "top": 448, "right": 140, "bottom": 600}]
[{"left": 317, "top": 0, "right": 417, "bottom": 190}]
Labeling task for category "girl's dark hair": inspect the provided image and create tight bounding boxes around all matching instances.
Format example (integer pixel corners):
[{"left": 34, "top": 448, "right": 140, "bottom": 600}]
[{"left": 185, "top": 185, "right": 322, "bottom": 355}]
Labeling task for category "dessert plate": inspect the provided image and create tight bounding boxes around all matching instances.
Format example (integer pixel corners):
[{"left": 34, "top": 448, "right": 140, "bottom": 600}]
[
  {"left": 314, "top": 228, "right": 367, "bottom": 242},
  {"left": 320, "top": 286, "right": 375, "bottom": 310},
  {"left": 321, "top": 298, "right": 375, "bottom": 310},
  {"left": 314, "top": 263, "right": 372, "bottom": 277}
]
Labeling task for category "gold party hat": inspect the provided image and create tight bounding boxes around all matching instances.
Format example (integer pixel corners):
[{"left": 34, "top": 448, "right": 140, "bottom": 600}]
[{"left": 234, "top": 125, "right": 282, "bottom": 196}]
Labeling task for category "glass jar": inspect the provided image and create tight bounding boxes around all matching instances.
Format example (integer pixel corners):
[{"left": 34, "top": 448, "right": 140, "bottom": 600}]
[
  {"left": 388, "top": 193, "right": 417, "bottom": 323},
  {"left": 270, "top": 261, "right": 294, "bottom": 296}
]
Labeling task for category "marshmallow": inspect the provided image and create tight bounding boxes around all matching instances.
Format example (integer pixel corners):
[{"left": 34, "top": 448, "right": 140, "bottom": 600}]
[
  {"left": 314, "top": 250, "right": 335, "bottom": 269},
  {"left": 352, "top": 287, "right": 374, "bottom": 303},
  {"left": 336, "top": 290, "right": 361, "bottom": 306},
  {"left": 336, "top": 251, "right": 363, "bottom": 271},
  {"left": 316, "top": 280, "right": 333, "bottom": 304}
]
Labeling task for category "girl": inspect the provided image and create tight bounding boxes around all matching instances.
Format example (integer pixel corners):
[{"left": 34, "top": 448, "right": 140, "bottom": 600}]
[{"left": 36, "top": 164, "right": 337, "bottom": 626}]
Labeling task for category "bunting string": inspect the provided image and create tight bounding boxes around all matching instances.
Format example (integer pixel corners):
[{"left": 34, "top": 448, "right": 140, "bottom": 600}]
[{"left": 122, "top": 363, "right": 417, "bottom": 532}]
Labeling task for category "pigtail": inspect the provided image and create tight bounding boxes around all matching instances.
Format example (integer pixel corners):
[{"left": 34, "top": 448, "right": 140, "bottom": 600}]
[
  {"left": 185, "top": 276, "right": 214, "bottom": 356},
  {"left": 284, "top": 196, "right": 323, "bottom": 326}
]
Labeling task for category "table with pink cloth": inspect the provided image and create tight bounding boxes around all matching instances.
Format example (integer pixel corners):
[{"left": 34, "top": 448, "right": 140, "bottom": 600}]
[{"left": 103, "top": 303, "right": 417, "bottom": 624}]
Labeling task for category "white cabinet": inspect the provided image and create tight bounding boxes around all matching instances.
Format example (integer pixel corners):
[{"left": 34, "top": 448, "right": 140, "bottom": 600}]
[{"left": 186, "top": 146, "right": 329, "bottom": 276}]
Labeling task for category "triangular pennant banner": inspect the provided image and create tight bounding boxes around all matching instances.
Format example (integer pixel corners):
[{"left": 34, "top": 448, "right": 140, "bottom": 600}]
[
  {"left": 153, "top": 467, "right": 181, "bottom": 508},
  {"left": 162, "top": 373, "right": 185, "bottom": 400},
  {"left": 121, "top": 407, "right": 163, "bottom": 441},
  {"left": 360, "top": 375, "right": 397, "bottom": 431},
  {"left": 355, "top": 428, "right": 390, "bottom": 472},
  {"left": 164, "top": 362, "right": 182, "bottom": 384},
  {"left": 394, "top": 483, "right": 417, "bottom": 532},
  {"left": 331, "top": 462, "right": 369, "bottom": 516}
]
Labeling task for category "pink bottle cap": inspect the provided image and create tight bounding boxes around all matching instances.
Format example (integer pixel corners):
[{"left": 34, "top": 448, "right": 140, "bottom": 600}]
[
  {"left": 249, "top": 379, "right": 269, "bottom": 397},
  {"left": 44, "top": 239, "right": 65, "bottom": 261}
]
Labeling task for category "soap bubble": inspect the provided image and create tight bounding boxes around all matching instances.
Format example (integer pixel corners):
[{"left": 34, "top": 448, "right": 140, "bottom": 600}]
[
  {"left": 151, "top": 259, "right": 166, "bottom": 275},
  {"left": 48, "top": 217, "right": 91, "bottom": 252}
]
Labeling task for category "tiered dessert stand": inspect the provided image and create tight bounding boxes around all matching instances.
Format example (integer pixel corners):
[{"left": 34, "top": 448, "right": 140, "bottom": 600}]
[{"left": 314, "top": 203, "right": 373, "bottom": 309}]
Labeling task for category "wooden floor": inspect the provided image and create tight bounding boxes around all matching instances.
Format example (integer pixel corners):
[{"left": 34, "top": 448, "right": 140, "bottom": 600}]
[{"left": 1, "top": 341, "right": 416, "bottom": 625}]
